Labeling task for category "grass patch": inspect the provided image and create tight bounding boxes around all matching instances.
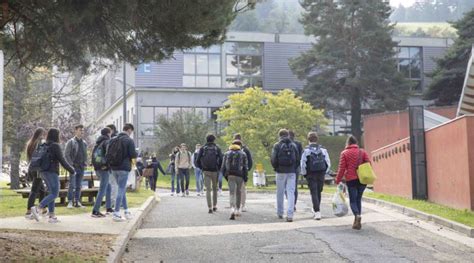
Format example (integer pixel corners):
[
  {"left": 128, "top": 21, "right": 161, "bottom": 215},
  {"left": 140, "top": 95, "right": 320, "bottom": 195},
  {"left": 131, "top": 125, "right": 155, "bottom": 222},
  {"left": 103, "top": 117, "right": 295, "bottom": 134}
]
[
  {"left": 0, "top": 181, "right": 154, "bottom": 218},
  {"left": 365, "top": 191, "right": 474, "bottom": 228}
]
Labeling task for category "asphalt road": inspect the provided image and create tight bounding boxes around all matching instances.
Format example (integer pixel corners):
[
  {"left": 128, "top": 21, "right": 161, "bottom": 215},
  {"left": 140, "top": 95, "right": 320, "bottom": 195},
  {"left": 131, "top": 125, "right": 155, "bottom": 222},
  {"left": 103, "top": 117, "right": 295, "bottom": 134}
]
[{"left": 123, "top": 189, "right": 474, "bottom": 263}]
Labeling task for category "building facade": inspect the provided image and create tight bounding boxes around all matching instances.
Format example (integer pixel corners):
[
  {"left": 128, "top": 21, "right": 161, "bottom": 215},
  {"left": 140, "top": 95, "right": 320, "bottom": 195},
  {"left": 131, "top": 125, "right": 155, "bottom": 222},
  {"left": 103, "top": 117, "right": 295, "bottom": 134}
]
[{"left": 90, "top": 32, "right": 453, "bottom": 152}]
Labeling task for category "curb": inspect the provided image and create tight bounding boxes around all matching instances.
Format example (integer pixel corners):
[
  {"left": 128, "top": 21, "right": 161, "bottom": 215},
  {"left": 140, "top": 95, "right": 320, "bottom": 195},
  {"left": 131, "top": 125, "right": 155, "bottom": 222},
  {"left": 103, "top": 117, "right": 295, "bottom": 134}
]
[
  {"left": 107, "top": 195, "right": 158, "bottom": 263},
  {"left": 362, "top": 196, "right": 474, "bottom": 238}
]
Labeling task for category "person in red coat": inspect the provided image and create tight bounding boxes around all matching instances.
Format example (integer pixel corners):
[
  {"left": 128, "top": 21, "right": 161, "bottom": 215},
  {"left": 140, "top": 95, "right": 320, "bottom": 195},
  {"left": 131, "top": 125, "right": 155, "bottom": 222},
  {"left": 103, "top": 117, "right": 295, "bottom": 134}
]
[{"left": 336, "top": 135, "right": 370, "bottom": 230}]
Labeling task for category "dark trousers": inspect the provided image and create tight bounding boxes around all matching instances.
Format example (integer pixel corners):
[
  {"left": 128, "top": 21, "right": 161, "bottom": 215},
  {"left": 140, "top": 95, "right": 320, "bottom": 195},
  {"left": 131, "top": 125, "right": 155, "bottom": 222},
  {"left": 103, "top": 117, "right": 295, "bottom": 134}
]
[
  {"left": 178, "top": 168, "right": 190, "bottom": 192},
  {"left": 294, "top": 173, "right": 299, "bottom": 206},
  {"left": 151, "top": 173, "right": 159, "bottom": 192},
  {"left": 27, "top": 176, "right": 46, "bottom": 210},
  {"left": 306, "top": 173, "right": 325, "bottom": 212},
  {"left": 347, "top": 179, "right": 366, "bottom": 216}
]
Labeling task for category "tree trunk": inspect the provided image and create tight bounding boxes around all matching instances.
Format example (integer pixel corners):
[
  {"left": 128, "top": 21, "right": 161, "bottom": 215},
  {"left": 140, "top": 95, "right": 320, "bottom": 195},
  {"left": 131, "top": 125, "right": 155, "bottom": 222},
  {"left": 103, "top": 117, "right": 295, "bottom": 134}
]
[
  {"left": 350, "top": 87, "right": 362, "bottom": 143},
  {"left": 9, "top": 68, "right": 28, "bottom": 189}
]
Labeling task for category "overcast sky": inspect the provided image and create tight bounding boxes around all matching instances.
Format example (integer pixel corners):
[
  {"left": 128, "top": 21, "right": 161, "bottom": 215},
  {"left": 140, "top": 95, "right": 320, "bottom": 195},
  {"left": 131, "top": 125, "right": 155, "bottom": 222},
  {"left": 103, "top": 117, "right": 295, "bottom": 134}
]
[{"left": 390, "top": 0, "right": 416, "bottom": 7}]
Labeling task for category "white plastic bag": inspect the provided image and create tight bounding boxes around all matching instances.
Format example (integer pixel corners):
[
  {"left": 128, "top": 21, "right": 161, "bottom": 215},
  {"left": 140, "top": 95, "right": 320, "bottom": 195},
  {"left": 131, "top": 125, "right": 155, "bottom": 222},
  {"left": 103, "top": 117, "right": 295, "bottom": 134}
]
[{"left": 332, "top": 183, "right": 349, "bottom": 217}]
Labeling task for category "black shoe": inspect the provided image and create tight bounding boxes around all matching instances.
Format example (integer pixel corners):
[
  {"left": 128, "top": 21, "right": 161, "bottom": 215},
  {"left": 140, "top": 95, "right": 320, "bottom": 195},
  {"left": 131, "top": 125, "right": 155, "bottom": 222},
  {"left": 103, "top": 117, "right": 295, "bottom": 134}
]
[
  {"left": 208, "top": 209, "right": 213, "bottom": 214},
  {"left": 278, "top": 215, "right": 283, "bottom": 219},
  {"left": 230, "top": 213, "right": 235, "bottom": 220},
  {"left": 91, "top": 211, "right": 105, "bottom": 218},
  {"left": 286, "top": 218, "right": 293, "bottom": 222},
  {"left": 213, "top": 207, "right": 217, "bottom": 212},
  {"left": 106, "top": 208, "right": 114, "bottom": 214}
]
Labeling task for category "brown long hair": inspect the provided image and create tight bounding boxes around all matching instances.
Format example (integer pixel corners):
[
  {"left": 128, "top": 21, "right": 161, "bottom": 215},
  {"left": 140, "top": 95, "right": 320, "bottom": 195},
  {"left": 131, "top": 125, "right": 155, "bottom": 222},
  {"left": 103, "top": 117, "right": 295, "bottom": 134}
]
[{"left": 26, "top": 127, "right": 46, "bottom": 161}]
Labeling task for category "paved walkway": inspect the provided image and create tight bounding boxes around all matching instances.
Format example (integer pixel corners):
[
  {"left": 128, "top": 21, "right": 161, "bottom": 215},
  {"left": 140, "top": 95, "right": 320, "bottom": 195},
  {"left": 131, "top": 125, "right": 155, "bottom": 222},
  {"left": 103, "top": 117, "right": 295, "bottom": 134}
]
[
  {"left": 123, "top": 190, "right": 474, "bottom": 262},
  {"left": 0, "top": 207, "right": 142, "bottom": 235}
]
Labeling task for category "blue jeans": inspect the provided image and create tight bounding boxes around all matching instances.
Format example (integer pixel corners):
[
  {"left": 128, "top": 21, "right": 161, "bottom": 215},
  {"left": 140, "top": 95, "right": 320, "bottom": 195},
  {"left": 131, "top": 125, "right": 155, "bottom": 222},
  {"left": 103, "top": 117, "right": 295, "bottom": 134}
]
[
  {"left": 195, "top": 168, "right": 203, "bottom": 192},
  {"left": 113, "top": 170, "right": 129, "bottom": 213},
  {"left": 67, "top": 167, "right": 84, "bottom": 202},
  {"left": 178, "top": 168, "right": 190, "bottom": 192},
  {"left": 276, "top": 173, "right": 296, "bottom": 219},
  {"left": 347, "top": 180, "right": 366, "bottom": 216},
  {"left": 39, "top": 172, "right": 60, "bottom": 214},
  {"left": 93, "top": 170, "right": 111, "bottom": 212},
  {"left": 171, "top": 168, "right": 181, "bottom": 193}
]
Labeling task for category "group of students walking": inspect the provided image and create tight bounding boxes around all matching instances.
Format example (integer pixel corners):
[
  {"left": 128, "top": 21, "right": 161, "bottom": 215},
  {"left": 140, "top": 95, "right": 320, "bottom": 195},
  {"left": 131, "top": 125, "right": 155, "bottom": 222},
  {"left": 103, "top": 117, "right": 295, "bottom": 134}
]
[
  {"left": 23, "top": 122, "right": 369, "bottom": 229},
  {"left": 24, "top": 123, "right": 138, "bottom": 223}
]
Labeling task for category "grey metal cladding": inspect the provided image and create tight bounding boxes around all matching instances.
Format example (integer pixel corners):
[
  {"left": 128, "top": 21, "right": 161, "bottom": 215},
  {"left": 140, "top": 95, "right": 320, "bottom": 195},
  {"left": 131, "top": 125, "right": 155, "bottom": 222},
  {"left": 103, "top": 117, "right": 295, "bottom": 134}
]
[
  {"left": 263, "top": 42, "right": 312, "bottom": 90},
  {"left": 422, "top": 47, "right": 447, "bottom": 73},
  {"left": 135, "top": 52, "right": 184, "bottom": 87}
]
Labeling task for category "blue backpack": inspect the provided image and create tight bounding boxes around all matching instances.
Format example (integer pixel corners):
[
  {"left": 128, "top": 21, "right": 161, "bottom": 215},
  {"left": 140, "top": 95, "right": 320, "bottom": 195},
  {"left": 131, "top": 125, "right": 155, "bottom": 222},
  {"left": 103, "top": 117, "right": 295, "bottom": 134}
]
[
  {"left": 307, "top": 146, "right": 327, "bottom": 173},
  {"left": 28, "top": 143, "right": 52, "bottom": 173}
]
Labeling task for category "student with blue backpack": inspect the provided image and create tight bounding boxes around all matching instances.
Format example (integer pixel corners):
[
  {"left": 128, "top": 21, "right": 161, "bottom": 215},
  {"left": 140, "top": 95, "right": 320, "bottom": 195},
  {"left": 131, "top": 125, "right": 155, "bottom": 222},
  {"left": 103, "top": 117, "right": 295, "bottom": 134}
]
[
  {"left": 300, "top": 132, "right": 331, "bottom": 220},
  {"left": 30, "top": 128, "right": 76, "bottom": 223},
  {"left": 271, "top": 129, "right": 300, "bottom": 222},
  {"left": 91, "top": 127, "right": 112, "bottom": 218}
]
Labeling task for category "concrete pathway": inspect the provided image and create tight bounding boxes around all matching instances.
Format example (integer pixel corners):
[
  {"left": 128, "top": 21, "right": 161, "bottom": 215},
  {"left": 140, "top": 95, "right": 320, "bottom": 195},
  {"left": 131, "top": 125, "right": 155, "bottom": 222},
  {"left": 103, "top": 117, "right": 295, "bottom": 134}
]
[
  {"left": 123, "top": 190, "right": 474, "bottom": 262},
  {"left": 0, "top": 207, "right": 142, "bottom": 235}
]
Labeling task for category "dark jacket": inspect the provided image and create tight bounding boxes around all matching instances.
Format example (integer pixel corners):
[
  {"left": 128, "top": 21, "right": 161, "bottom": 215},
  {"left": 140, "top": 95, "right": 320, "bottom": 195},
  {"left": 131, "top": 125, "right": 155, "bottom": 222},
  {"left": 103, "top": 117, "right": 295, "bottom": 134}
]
[
  {"left": 44, "top": 141, "right": 75, "bottom": 175},
  {"left": 241, "top": 145, "right": 253, "bottom": 171},
  {"left": 195, "top": 142, "right": 223, "bottom": 172},
  {"left": 221, "top": 144, "right": 248, "bottom": 180},
  {"left": 92, "top": 135, "right": 110, "bottom": 171},
  {"left": 110, "top": 132, "right": 137, "bottom": 172},
  {"left": 271, "top": 136, "right": 300, "bottom": 174},
  {"left": 291, "top": 139, "right": 303, "bottom": 169},
  {"left": 148, "top": 157, "right": 166, "bottom": 178}
]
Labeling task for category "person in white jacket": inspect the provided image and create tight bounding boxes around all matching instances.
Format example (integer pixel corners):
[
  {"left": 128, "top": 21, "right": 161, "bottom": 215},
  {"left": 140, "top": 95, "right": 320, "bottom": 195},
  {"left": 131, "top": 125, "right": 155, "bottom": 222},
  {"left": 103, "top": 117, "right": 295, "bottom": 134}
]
[{"left": 300, "top": 132, "right": 331, "bottom": 220}]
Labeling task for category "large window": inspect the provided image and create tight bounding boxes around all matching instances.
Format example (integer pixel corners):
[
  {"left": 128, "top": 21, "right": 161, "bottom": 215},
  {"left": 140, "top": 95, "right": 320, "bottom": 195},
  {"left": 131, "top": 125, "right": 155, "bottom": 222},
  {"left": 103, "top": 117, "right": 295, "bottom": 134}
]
[
  {"left": 225, "top": 42, "right": 263, "bottom": 88},
  {"left": 397, "top": 47, "right": 422, "bottom": 92},
  {"left": 183, "top": 46, "right": 221, "bottom": 88},
  {"left": 139, "top": 106, "right": 211, "bottom": 137}
]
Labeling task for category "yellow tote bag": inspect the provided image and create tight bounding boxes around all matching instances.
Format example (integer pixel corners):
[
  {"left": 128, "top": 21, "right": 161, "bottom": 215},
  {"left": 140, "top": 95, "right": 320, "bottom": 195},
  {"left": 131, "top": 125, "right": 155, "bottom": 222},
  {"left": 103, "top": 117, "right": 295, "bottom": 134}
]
[{"left": 357, "top": 162, "right": 377, "bottom": 185}]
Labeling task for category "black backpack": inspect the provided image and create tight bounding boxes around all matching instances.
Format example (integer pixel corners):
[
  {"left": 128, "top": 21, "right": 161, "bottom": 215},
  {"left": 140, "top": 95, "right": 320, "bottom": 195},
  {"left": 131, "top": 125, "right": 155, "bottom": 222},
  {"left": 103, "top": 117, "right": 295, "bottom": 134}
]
[
  {"left": 92, "top": 140, "right": 108, "bottom": 170},
  {"left": 277, "top": 142, "right": 296, "bottom": 167},
  {"left": 106, "top": 136, "right": 124, "bottom": 167},
  {"left": 226, "top": 151, "right": 243, "bottom": 175},
  {"left": 28, "top": 143, "right": 52, "bottom": 173},
  {"left": 200, "top": 145, "right": 219, "bottom": 170},
  {"left": 307, "top": 146, "right": 327, "bottom": 173}
]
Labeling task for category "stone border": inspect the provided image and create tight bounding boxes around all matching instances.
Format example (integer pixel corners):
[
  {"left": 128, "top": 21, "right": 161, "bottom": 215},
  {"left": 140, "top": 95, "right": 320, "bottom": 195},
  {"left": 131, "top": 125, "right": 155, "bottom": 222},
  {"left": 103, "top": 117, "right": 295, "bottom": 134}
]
[
  {"left": 107, "top": 195, "right": 158, "bottom": 263},
  {"left": 362, "top": 196, "right": 474, "bottom": 238}
]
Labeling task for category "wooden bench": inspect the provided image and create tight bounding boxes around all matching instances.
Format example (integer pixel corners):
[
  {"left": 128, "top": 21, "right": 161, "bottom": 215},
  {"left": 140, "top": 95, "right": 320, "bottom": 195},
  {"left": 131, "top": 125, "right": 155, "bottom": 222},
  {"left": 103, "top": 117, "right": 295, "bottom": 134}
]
[{"left": 14, "top": 188, "right": 99, "bottom": 206}]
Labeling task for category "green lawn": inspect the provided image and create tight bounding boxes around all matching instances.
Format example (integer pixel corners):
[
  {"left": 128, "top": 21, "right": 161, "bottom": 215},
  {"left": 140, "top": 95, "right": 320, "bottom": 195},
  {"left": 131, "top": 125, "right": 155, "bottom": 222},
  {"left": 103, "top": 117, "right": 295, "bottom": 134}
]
[
  {"left": 323, "top": 185, "right": 474, "bottom": 228},
  {"left": 0, "top": 181, "right": 154, "bottom": 218}
]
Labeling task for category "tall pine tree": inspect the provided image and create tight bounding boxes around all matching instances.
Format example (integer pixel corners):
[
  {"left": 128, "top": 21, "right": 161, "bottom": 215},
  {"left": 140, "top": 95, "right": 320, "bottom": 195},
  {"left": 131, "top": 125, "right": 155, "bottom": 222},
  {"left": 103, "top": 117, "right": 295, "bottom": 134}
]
[
  {"left": 424, "top": 9, "right": 474, "bottom": 106},
  {"left": 291, "top": 0, "right": 410, "bottom": 140}
]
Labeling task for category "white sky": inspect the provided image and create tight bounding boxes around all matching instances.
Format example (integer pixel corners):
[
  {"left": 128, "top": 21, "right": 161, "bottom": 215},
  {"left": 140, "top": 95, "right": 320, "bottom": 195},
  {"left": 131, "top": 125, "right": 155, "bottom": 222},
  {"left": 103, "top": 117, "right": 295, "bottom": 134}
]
[{"left": 390, "top": 0, "right": 416, "bottom": 7}]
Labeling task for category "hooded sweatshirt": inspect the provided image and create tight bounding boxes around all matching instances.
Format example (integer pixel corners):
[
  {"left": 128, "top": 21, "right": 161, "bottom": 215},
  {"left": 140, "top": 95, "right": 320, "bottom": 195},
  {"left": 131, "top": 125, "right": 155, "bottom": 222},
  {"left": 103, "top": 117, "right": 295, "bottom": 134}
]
[{"left": 271, "top": 136, "right": 300, "bottom": 174}]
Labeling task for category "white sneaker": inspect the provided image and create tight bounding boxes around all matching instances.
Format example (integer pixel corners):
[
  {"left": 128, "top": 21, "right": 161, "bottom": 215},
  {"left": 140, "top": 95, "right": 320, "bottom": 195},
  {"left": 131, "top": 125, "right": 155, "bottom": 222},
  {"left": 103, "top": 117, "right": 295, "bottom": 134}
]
[
  {"left": 25, "top": 213, "right": 33, "bottom": 220},
  {"left": 112, "top": 213, "right": 126, "bottom": 222},
  {"left": 241, "top": 206, "right": 247, "bottom": 212},
  {"left": 48, "top": 217, "right": 60, "bottom": 223},
  {"left": 67, "top": 202, "right": 73, "bottom": 209},
  {"left": 30, "top": 206, "right": 40, "bottom": 222},
  {"left": 218, "top": 189, "right": 223, "bottom": 196},
  {"left": 235, "top": 208, "right": 241, "bottom": 217},
  {"left": 124, "top": 211, "right": 133, "bottom": 220},
  {"left": 314, "top": 211, "right": 322, "bottom": 220}
]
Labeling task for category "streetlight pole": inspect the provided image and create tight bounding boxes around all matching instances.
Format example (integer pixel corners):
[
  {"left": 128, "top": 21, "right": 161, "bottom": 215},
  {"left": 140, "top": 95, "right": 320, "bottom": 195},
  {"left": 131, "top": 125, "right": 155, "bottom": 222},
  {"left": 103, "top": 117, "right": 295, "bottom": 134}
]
[{"left": 123, "top": 61, "right": 127, "bottom": 124}]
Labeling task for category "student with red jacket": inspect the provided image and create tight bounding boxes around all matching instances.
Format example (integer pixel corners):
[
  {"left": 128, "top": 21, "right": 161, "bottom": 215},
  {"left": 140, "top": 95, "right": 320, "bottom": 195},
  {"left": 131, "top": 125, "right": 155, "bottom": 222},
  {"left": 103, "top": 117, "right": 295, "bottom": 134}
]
[{"left": 336, "top": 135, "right": 370, "bottom": 230}]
